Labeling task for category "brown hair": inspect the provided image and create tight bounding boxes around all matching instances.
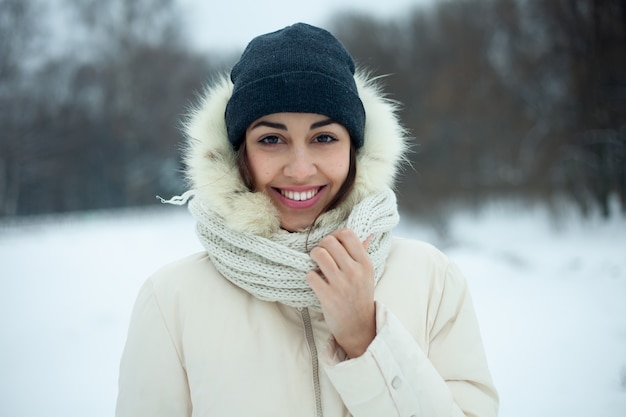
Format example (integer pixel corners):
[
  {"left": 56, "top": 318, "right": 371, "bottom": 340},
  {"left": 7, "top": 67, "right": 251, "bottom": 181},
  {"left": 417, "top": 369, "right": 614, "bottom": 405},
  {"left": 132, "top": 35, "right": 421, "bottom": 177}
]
[{"left": 235, "top": 139, "right": 357, "bottom": 229}]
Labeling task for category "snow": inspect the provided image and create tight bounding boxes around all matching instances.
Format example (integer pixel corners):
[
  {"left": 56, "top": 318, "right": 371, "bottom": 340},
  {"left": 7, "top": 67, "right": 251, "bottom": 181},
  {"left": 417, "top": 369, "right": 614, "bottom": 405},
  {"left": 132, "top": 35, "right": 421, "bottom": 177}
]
[{"left": 1, "top": 201, "right": 625, "bottom": 416}]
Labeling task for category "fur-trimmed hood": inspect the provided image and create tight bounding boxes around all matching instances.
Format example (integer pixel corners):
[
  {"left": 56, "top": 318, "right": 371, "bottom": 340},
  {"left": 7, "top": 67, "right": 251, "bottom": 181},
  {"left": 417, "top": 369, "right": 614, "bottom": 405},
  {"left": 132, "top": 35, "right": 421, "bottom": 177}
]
[{"left": 183, "top": 70, "right": 409, "bottom": 238}]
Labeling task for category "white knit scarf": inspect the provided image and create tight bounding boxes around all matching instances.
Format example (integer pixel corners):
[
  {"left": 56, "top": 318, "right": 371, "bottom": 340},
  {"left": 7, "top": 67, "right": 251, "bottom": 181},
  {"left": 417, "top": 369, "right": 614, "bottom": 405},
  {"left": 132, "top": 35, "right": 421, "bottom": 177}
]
[{"left": 162, "top": 188, "right": 399, "bottom": 310}]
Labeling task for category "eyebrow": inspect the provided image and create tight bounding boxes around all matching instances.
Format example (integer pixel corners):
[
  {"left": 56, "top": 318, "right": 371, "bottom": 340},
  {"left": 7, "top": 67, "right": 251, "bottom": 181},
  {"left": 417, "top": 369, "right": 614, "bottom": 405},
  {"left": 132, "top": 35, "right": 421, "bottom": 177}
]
[
  {"left": 310, "top": 118, "right": 335, "bottom": 129},
  {"left": 249, "top": 121, "right": 287, "bottom": 130},
  {"left": 249, "top": 118, "right": 335, "bottom": 131}
]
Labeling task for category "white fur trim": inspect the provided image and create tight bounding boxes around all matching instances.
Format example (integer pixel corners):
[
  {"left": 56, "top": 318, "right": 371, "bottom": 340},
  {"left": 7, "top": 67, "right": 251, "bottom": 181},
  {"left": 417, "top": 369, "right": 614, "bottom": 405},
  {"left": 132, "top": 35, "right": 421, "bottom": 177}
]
[{"left": 183, "top": 71, "right": 409, "bottom": 237}]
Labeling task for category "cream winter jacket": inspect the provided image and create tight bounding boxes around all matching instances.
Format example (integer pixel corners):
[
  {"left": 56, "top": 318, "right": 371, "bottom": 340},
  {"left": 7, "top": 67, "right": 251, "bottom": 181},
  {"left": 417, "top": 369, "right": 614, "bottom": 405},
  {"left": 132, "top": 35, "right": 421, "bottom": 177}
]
[{"left": 116, "top": 71, "right": 499, "bottom": 417}]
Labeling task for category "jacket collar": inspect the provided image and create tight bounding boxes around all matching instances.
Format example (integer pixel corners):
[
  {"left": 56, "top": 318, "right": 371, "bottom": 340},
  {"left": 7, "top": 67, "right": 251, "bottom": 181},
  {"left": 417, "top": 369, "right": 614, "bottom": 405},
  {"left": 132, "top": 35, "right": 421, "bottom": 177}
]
[{"left": 183, "top": 71, "right": 409, "bottom": 238}]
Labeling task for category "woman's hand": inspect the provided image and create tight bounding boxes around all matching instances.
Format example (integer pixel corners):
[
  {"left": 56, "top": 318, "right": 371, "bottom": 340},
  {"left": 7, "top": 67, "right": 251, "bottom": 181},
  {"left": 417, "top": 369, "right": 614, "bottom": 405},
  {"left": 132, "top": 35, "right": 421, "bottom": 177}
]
[{"left": 307, "top": 228, "right": 375, "bottom": 358}]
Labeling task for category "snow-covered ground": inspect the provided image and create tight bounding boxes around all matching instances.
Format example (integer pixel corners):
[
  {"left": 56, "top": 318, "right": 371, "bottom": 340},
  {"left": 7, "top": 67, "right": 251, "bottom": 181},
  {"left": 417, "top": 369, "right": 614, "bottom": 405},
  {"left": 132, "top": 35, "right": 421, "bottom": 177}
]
[{"left": 1, "top": 200, "right": 625, "bottom": 416}]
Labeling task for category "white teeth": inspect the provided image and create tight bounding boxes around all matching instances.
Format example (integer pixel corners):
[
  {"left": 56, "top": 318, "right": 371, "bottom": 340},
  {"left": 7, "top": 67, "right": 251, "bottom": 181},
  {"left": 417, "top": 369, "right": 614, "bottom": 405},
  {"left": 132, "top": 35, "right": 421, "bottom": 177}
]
[{"left": 281, "top": 188, "right": 319, "bottom": 201}]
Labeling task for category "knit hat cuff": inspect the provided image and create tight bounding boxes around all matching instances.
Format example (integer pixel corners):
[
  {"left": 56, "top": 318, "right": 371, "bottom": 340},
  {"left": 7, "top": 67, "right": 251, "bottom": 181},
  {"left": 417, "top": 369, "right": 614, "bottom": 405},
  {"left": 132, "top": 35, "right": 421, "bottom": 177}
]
[{"left": 225, "top": 70, "right": 365, "bottom": 149}]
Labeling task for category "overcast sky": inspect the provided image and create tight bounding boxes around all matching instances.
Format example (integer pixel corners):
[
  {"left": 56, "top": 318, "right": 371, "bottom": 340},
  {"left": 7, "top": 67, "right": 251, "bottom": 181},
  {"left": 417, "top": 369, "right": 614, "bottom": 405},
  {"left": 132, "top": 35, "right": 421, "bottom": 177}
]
[
  {"left": 177, "top": 0, "right": 436, "bottom": 53},
  {"left": 41, "top": 0, "right": 436, "bottom": 59}
]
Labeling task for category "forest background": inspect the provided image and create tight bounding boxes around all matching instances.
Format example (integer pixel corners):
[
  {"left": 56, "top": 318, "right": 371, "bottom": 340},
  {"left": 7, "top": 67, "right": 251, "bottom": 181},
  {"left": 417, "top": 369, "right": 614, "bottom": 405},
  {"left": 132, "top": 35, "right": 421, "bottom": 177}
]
[{"left": 1, "top": 0, "right": 624, "bottom": 222}]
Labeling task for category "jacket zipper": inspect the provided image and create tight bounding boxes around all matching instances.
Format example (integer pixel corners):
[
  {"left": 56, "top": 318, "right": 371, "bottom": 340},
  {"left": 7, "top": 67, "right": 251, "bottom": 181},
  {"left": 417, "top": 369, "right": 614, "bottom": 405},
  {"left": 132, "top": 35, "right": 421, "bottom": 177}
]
[{"left": 300, "top": 307, "right": 323, "bottom": 417}]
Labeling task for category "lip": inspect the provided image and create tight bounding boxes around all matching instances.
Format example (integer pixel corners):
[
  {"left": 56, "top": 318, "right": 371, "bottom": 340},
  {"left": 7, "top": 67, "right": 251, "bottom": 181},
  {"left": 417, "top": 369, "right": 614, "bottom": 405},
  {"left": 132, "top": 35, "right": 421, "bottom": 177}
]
[{"left": 272, "top": 185, "right": 326, "bottom": 209}]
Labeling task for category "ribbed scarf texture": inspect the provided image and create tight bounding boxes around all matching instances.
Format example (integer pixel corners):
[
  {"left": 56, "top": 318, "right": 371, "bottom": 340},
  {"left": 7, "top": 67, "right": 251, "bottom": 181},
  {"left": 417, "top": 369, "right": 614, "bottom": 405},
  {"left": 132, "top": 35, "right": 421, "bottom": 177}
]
[{"left": 168, "top": 188, "right": 399, "bottom": 310}]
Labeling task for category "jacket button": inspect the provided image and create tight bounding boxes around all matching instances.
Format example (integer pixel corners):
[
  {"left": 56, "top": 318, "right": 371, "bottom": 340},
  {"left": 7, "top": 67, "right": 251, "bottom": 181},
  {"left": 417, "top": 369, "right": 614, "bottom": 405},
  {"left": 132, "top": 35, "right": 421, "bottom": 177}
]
[{"left": 391, "top": 376, "right": 402, "bottom": 389}]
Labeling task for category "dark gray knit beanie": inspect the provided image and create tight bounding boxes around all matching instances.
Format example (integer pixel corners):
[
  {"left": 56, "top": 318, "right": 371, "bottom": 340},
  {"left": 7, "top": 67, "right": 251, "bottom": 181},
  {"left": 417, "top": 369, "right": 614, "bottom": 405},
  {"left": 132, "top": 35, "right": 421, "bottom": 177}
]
[{"left": 225, "top": 23, "right": 365, "bottom": 149}]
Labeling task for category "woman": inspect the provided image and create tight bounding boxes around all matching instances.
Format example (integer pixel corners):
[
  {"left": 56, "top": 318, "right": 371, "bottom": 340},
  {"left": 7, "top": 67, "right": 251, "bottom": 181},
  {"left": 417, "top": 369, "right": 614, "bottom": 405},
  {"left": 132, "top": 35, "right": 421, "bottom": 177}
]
[{"left": 116, "top": 23, "right": 498, "bottom": 417}]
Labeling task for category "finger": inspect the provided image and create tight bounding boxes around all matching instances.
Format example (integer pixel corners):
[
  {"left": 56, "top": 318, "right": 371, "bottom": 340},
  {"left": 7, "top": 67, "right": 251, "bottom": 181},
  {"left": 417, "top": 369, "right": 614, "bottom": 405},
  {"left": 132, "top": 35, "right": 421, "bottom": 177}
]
[
  {"left": 317, "top": 233, "right": 362, "bottom": 276},
  {"left": 310, "top": 246, "right": 340, "bottom": 278},
  {"left": 306, "top": 270, "right": 329, "bottom": 297},
  {"left": 363, "top": 234, "right": 372, "bottom": 251},
  {"left": 332, "top": 229, "right": 371, "bottom": 265}
]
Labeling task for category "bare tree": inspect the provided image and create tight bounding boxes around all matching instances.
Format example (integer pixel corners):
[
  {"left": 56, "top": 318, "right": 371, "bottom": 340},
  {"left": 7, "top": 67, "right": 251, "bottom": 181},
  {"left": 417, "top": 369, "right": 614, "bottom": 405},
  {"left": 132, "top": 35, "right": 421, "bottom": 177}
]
[
  {"left": 331, "top": 0, "right": 625, "bottom": 218},
  {"left": 3, "top": 0, "right": 623, "bottom": 218},
  {"left": 0, "top": 0, "right": 43, "bottom": 216},
  {"left": 504, "top": 0, "right": 626, "bottom": 215},
  {"left": 1, "top": 0, "right": 221, "bottom": 216}
]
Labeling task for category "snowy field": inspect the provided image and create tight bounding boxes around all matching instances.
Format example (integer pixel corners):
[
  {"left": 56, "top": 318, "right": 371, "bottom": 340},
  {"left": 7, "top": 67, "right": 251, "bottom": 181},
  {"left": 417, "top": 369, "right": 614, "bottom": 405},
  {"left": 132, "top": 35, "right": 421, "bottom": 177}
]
[{"left": 0, "top": 200, "right": 625, "bottom": 417}]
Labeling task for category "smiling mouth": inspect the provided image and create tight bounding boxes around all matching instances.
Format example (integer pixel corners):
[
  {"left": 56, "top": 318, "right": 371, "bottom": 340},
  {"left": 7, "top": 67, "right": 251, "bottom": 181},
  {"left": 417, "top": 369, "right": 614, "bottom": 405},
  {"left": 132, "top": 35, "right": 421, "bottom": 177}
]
[{"left": 278, "top": 187, "right": 321, "bottom": 201}]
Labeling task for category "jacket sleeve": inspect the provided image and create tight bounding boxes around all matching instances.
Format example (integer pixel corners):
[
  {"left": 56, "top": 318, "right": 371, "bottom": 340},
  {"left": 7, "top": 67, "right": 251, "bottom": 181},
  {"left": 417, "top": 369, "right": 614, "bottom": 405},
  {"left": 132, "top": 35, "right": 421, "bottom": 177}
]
[
  {"left": 322, "top": 262, "right": 499, "bottom": 417},
  {"left": 116, "top": 278, "right": 191, "bottom": 417}
]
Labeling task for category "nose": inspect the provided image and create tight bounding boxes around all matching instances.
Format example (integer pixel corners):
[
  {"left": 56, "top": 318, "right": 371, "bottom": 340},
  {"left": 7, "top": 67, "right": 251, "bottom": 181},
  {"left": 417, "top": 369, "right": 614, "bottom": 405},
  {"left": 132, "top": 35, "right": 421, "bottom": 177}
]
[{"left": 284, "top": 143, "right": 316, "bottom": 180}]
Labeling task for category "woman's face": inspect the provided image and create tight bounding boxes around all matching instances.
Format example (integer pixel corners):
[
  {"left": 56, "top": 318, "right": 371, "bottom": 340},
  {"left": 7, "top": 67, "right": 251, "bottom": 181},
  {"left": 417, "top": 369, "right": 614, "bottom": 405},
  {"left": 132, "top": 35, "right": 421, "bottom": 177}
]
[{"left": 244, "top": 112, "right": 352, "bottom": 232}]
